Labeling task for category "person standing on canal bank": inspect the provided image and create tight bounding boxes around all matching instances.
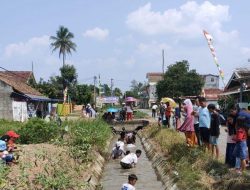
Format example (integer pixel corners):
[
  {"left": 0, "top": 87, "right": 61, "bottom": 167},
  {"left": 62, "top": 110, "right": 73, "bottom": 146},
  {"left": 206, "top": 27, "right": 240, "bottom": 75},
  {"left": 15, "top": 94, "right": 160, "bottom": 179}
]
[
  {"left": 225, "top": 115, "right": 236, "bottom": 168},
  {"left": 193, "top": 98, "right": 201, "bottom": 146},
  {"left": 126, "top": 102, "right": 133, "bottom": 121},
  {"left": 197, "top": 97, "right": 211, "bottom": 150},
  {"left": 207, "top": 104, "right": 220, "bottom": 159},
  {"left": 151, "top": 103, "right": 158, "bottom": 118},
  {"left": 233, "top": 116, "right": 248, "bottom": 174},
  {"left": 121, "top": 174, "right": 138, "bottom": 190},
  {"left": 178, "top": 99, "right": 196, "bottom": 147},
  {"left": 120, "top": 149, "right": 142, "bottom": 169}
]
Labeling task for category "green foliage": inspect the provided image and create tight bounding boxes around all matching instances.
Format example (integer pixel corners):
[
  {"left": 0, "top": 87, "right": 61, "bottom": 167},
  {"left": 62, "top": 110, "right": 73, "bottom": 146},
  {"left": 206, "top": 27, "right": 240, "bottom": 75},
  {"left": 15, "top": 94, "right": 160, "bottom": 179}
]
[
  {"left": 35, "top": 169, "right": 87, "bottom": 190},
  {"left": 156, "top": 60, "right": 204, "bottom": 99},
  {"left": 0, "top": 164, "right": 9, "bottom": 188},
  {"left": 133, "top": 110, "right": 148, "bottom": 119},
  {"left": 63, "top": 119, "right": 111, "bottom": 162},
  {"left": 50, "top": 26, "right": 76, "bottom": 66},
  {"left": 18, "top": 118, "right": 61, "bottom": 144},
  {"left": 0, "top": 119, "right": 23, "bottom": 136},
  {"left": 218, "top": 95, "right": 236, "bottom": 113},
  {"left": 142, "top": 127, "right": 229, "bottom": 190}
]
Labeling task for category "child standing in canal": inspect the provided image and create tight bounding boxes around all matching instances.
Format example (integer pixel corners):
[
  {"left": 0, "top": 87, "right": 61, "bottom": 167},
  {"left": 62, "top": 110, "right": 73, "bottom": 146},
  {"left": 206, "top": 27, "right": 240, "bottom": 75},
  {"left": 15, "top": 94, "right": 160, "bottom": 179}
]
[{"left": 121, "top": 174, "right": 138, "bottom": 190}]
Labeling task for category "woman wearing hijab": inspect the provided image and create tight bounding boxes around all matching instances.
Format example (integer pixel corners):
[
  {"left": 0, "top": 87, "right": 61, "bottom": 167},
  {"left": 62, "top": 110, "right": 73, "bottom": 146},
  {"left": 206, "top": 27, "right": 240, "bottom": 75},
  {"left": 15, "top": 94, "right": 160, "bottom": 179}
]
[{"left": 178, "top": 99, "right": 197, "bottom": 147}]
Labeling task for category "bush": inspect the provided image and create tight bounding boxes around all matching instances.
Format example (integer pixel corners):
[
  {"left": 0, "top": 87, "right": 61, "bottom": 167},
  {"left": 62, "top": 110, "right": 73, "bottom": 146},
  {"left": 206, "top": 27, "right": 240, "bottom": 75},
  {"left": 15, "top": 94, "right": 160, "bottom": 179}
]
[
  {"left": 18, "top": 118, "right": 61, "bottom": 144},
  {"left": 133, "top": 110, "right": 148, "bottom": 119},
  {"left": 0, "top": 119, "right": 23, "bottom": 136},
  {"left": 62, "top": 119, "right": 111, "bottom": 162}
]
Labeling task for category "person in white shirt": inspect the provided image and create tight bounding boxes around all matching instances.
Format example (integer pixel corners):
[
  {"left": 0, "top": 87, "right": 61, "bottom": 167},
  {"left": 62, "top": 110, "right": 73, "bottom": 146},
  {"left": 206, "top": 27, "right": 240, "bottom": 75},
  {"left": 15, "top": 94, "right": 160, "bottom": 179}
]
[
  {"left": 111, "top": 139, "right": 125, "bottom": 159},
  {"left": 121, "top": 174, "right": 138, "bottom": 190},
  {"left": 151, "top": 104, "right": 158, "bottom": 118},
  {"left": 120, "top": 149, "right": 141, "bottom": 169}
]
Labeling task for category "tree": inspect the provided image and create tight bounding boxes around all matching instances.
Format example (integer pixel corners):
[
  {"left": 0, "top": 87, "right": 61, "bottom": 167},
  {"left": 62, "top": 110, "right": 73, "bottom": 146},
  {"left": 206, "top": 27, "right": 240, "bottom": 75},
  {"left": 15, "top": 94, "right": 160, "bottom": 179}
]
[
  {"left": 50, "top": 26, "right": 77, "bottom": 67},
  {"left": 130, "top": 80, "right": 148, "bottom": 98},
  {"left": 102, "top": 84, "right": 111, "bottom": 96},
  {"left": 113, "top": 87, "right": 123, "bottom": 97},
  {"left": 75, "top": 84, "right": 92, "bottom": 105},
  {"left": 156, "top": 60, "right": 204, "bottom": 100}
]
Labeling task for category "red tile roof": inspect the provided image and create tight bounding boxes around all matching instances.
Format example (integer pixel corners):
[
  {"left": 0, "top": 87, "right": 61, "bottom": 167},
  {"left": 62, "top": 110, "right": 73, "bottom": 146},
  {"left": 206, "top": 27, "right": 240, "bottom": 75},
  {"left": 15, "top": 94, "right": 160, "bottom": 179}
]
[
  {"left": 0, "top": 72, "right": 42, "bottom": 96},
  {"left": 0, "top": 71, "right": 33, "bottom": 83},
  {"left": 204, "top": 88, "right": 223, "bottom": 100}
]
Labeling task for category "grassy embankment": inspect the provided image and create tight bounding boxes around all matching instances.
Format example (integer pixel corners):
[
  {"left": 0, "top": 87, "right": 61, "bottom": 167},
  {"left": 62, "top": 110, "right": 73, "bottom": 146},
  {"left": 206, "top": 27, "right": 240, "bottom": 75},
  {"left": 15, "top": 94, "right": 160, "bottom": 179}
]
[
  {"left": 0, "top": 118, "right": 111, "bottom": 190},
  {"left": 133, "top": 110, "right": 149, "bottom": 119},
  {"left": 142, "top": 125, "right": 250, "bottom": 190}
]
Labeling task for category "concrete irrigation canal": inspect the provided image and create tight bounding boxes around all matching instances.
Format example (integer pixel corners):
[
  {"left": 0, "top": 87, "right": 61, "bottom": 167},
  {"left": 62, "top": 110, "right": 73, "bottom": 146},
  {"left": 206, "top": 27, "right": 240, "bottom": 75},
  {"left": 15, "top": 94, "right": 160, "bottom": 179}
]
[{"left": 98, "top": 121, "right": 168, "bottom": 190}]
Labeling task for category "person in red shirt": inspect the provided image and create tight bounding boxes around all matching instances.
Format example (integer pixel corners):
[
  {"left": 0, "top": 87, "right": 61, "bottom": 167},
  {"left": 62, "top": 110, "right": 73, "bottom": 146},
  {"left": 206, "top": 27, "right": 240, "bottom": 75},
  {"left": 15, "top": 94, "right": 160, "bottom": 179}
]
[
  {"left": 233, "top": 116, "right": 248, "bottom": 174},
  {"left": 165, "top": 102, "right": 172, "bottom": 128}
]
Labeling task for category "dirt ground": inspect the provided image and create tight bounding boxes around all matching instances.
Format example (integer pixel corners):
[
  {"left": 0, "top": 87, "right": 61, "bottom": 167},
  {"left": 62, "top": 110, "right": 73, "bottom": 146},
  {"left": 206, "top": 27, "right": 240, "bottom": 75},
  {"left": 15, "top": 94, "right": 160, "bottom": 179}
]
[{"left": 4, "top": 143, "right": 91, "bottom": 190}]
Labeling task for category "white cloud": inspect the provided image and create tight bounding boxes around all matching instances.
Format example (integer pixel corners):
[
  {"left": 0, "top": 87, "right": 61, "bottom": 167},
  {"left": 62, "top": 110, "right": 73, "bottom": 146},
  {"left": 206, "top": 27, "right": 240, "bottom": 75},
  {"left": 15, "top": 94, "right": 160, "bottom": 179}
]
[
  {"left": 241, "top": 47, "right": 250, "bottom": 56},
  {"left": 83, "top": 27, "right": 109, "bottom": 41},
  {"left": 4, "top": 35, "right": 50, "bottom": 57},
  {"left": 126, "top": 1, "right": 235, "bottom": 40},
  {"left": 137, "top": 41, "right": 171, "bottom": 56}
]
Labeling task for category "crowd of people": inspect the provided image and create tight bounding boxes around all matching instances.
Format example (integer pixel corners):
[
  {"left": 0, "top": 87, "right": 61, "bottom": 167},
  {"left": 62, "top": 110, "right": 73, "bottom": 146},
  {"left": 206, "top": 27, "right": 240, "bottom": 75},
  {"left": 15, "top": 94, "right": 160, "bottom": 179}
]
[
  {"left": 0, "top": 130, "right": 20, "bottom": 165},
  {"left": 154, "top": 96, "right": 250, "bottom": 175},
  {"left": 110, "top": 127, "right": 141, "bottom": 190}
]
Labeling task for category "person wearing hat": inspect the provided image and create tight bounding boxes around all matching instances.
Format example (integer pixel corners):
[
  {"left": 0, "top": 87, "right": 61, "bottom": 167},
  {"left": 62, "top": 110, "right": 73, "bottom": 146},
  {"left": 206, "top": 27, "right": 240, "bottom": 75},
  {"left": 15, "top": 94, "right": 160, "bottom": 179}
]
[{"left": 2, "top": 131, "right": 20, "bottom": 152}]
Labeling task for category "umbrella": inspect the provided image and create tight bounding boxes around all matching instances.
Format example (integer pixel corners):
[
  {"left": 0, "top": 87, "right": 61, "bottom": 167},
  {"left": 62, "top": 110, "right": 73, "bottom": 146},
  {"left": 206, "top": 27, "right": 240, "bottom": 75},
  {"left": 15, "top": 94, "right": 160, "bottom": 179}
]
[
  {"left": 161, "top": 97, "right": 177, "bottom": 107},
  {"left": 107, "top": 108, "right": 118, "bottom": 113},
  {"left": 125, "top": 97, "right": 136, "bottom": 102}
]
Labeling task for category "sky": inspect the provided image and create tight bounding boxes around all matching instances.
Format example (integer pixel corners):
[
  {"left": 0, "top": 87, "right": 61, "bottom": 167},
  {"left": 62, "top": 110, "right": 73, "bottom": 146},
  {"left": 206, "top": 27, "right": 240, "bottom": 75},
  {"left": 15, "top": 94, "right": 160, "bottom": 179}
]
[{"left": 0, "top": 0, "right": 250, "bottom": 91}]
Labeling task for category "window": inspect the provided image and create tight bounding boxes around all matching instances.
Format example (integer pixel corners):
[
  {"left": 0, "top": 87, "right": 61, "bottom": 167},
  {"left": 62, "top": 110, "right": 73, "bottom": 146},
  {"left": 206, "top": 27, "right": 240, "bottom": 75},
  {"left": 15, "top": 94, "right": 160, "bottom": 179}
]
[{"left": 211, "top": 78, "right": 214, "bottom": 82}]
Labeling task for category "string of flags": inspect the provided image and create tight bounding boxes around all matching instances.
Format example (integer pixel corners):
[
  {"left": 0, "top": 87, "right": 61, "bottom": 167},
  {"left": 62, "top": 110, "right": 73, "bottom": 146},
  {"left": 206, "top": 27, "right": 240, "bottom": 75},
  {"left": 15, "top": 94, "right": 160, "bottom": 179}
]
[{"left": 203, "top": 30, "right": 225, "bottom": 87}]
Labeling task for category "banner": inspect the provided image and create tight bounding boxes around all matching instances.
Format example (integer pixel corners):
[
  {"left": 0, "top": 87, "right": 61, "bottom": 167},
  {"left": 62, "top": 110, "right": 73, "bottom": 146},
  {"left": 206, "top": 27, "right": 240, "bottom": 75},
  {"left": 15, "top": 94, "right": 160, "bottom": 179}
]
[{"left": 203, "top": 30, "right": 225, "bottom": 87}]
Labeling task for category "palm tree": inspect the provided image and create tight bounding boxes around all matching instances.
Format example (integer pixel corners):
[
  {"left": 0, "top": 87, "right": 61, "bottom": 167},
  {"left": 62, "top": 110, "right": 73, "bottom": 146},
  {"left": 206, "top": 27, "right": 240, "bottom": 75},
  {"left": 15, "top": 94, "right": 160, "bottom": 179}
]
[{"left": 50, "top": 26, "right": 76, "bottom": 67}]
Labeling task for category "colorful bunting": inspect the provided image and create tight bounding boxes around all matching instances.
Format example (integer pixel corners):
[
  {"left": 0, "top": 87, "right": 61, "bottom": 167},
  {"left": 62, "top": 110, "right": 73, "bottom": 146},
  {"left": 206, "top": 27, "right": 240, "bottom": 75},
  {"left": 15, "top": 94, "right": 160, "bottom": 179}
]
[{"left": 203, "top": 30, "right": 225, "bottom": 86}]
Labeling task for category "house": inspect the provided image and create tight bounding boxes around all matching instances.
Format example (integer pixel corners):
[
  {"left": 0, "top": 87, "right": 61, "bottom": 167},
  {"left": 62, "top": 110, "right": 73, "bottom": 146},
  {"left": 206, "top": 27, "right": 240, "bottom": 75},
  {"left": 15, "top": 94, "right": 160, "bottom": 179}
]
[
  {"left": 221, "top": 68, "right": 250, "bottom": 103},
  {"left": 146, "top": 72, "right": 163, "bottom": 107},
  {"left": 0, "top": 71, "right": 51, "bottom": 122},
  {"left": 201, "top": 74, "right": 222, "bottom": 105}
]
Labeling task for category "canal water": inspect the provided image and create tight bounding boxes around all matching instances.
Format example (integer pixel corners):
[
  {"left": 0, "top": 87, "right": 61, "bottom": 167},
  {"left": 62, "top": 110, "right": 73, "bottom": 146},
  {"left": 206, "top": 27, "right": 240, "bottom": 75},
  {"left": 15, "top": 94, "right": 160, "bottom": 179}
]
[{"left": 99, "top": 134, "right": 165, "bottom": 190}]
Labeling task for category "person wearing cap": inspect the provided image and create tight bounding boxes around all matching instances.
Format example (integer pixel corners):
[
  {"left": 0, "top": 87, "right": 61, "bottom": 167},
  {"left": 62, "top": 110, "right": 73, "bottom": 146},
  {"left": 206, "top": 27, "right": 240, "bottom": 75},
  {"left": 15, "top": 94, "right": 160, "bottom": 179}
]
[{"left": 3, "top": 131, "right": 20, "bottom": 152}]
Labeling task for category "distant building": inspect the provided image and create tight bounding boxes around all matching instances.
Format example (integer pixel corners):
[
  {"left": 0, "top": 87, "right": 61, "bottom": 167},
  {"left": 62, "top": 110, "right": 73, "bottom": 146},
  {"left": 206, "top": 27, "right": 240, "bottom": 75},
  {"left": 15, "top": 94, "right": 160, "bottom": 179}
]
[
  {"left": 201, "top": 74, "right": 220, "bottom": 89},
  {"left": 201, "top": 74, "right": 222, "bottom": 105},
  {"left": 146, "top": 72, "right": 163, "bottom": 106}
]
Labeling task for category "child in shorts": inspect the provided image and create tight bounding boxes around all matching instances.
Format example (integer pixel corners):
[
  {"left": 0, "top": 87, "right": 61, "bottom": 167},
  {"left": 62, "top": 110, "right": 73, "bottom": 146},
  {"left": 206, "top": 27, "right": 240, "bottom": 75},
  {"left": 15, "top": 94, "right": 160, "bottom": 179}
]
[{"left": 233, "top": 116, "right": 248, "bottom": 174}]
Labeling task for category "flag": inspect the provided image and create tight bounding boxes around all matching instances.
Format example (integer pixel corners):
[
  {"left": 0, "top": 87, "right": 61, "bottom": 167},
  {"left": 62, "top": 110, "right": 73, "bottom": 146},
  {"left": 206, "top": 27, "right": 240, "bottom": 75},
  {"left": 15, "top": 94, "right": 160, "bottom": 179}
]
[{"left": 203, "top": 30, "right": 225, "bottom": 87}]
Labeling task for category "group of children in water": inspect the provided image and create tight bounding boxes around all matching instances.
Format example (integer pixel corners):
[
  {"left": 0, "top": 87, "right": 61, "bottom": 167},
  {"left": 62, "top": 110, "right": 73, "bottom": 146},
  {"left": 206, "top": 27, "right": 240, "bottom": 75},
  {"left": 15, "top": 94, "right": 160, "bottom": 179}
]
[{"left": 110, "top": 127, "right": 141, "bottom": 190}]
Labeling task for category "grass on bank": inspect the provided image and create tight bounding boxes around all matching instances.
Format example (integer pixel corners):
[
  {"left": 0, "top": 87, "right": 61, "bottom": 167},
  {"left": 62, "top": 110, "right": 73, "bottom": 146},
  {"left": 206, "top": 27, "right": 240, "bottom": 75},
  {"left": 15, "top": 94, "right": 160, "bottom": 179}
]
[
  {"left": 142, "top": 125, "right": 249, "bottom": 190},
  {"left": 0, "top": 118, "right": 112, "bottom": 190},
  {"left": 133, "top": 110, "right": 149, "bottom": 119}
]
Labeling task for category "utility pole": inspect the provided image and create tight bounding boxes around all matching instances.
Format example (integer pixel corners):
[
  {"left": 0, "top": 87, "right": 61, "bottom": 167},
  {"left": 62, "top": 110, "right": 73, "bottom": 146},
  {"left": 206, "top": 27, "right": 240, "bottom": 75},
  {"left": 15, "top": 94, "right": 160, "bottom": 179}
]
[
  {"left": 94, "top": 76, "right": 97, "bottom": 105},
  {"left": 111, "top": 78, "right": 114, "bottom": 97},
  {"left": 162, "top": 49, "right": 165, "bottom": 74}
]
